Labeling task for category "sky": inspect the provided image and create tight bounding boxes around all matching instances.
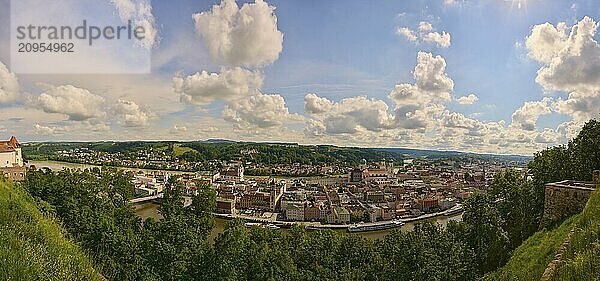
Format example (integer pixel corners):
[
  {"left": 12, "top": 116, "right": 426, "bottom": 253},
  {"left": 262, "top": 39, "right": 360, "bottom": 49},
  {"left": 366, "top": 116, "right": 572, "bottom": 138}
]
[{"left": 0, "top": 0, "right": 599, "bottom": 155}]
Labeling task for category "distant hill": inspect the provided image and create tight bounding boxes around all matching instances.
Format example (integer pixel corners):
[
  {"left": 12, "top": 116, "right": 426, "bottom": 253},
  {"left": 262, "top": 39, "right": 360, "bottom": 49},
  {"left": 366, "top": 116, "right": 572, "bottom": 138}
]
[
  {"left": 375, "top": 147, "right": 532, "bottom": 163},
  {"left": 0, "top": 179, "right": 103, "bottom": 280},
  {"left": 203, "top": 139, "right": 237, "bottom": 143},
  {"left": 23, "top": 140, "right": 532, "bottom": 165}
]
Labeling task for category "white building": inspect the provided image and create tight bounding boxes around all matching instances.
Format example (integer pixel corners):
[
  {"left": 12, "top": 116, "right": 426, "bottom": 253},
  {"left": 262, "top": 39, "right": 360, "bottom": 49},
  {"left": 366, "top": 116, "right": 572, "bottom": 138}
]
[
  {"left": 0, "top": 136, "right": 23, "bottom": 168},
  {"left": 285, "top": 204, "right": 305, "bottom": 221},
  {"left": 221, "top": 166, "right": 244, "bottom": 182},
  {"left": 0, "top": 136, "right": 26, "bottom": 181}
]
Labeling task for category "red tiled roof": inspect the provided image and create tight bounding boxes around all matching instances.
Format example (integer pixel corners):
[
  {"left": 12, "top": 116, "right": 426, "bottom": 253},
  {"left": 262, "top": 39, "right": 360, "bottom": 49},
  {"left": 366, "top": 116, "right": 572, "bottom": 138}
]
[{"left": 0, "top": 136, "right": 20, "bottom": 153}]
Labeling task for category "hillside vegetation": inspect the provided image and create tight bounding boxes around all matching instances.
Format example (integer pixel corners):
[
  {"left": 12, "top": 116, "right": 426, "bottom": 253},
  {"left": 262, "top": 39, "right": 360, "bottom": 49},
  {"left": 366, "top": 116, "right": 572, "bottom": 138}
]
[
  {"left": 486, "top": 188, "right": 600, "bottom": 280},
  {"left": 483, "top": 214, "right": 579, "bottom": 280},
  {"left": 555, "top": 187, "right": 600, "bottom": 279},
  {"left": 0, "top": 178, "right": 103, "bottom": 281},
  {"left": 22, "top": 141, "right": 405, "bottom": 166}
]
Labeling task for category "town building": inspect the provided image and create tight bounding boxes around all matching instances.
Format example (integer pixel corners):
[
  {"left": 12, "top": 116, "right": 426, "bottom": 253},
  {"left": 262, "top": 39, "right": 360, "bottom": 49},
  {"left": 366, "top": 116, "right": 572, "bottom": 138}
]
[
  {"left": 304, "top": 203, "right": 322, "bottom": 221},
  {"left": 216, "top": 198, "right": 236, "bottom": 214},
  {"left": 325, "top": 206, "right": 350, "bottom": 224},
  {"left": 238, "top": 192, "right": 271, "bottom": 210},
  {"left": 285, "top": 204, "right": 305, "bottom": 221},
  {"left": 221, "top": 166, "right": 244, "bottom": 182},
  {"left": 0, "top": 136, "right": 26, "bottom": 181},
  {"left": 349, "top": 168, "right": 366, "bottom": 183}
]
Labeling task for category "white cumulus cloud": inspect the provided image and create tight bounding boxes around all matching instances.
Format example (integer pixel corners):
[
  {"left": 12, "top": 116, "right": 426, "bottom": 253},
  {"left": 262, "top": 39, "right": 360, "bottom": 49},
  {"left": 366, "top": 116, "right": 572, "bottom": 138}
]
[
  {"left": 389, "top": 52, "right": 453, "bottom": 129},
  {"left": 173, "top": 67, "right": 264, "bottom": 105},
  {"left": 423, "top": 31, "right": 451, "bottom": 48},
  {"left": 396, "top": 27, "right": 417, "bottom": 42},
  {"left": 33, "top": 120, "right": 110, "bottom": 136},
  {"left": 304, "top": 94, "right": 396, "bottom": 135},
  {"left": 110, "top": 0, "right": 159, "bottom": 49},
  {"left": 114, "top": 99, "right": 153, "bottom": 127},
  {"left": 525, "top": 17, "right": 600, "bottom": 142},
  {"left": 34, "top": 85, "right": 106, "bottom": 121},
  {"left": 457, "top": 93, "right": 478, "bottom": 105},
  {"left": 224, "top": 93, "right": 302, "bottom": 128},
  {"left": 510, "top": 98, "right": 552, "bottom": 131},
  {"left": 0, "top": 61, "right": 20, "bottom": 104},
  {"left": 526, "top": 17, "right": 600, "bottom": 93},
  {"left": 418, "top": 21, "right": 434, "bottom": 32},
  {"left": 193, "top": 0, "right": 284, "bottom": 67},
  {"left": 396, "top": 21, "right": 451, "bottom": 48}
]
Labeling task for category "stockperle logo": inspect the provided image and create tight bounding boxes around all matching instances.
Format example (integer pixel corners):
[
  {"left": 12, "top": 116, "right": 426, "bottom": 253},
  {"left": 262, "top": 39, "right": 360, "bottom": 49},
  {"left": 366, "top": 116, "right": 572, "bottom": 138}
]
[{"left": 9, "top": 0, "right": 156, "bottom": 74}]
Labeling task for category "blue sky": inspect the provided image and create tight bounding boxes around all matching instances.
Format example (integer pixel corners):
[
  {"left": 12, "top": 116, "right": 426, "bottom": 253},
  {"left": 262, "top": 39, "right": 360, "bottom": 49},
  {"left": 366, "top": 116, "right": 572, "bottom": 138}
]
[
  {"left": 1, "top": 0, "right": 599, "bottom": 155},
  {"left": 151, "top": 0, "right": 594, "bottom": 125}
]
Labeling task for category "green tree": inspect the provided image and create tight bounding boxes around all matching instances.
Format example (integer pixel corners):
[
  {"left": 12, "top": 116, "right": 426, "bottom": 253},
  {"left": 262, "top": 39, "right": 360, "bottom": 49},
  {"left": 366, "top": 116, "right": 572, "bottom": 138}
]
[
  {"left": 568, "top": 119, "right": 600, "bottom": 180},
  {"left": 460, "top": 193, "right": 510, "bottom": 275},
  {"left": 490, "top": 170, "right": 540, "bottom": 250}
]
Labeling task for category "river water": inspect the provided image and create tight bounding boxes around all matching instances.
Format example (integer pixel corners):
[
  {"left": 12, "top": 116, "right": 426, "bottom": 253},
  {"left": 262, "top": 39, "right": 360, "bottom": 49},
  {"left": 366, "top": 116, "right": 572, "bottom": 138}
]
[
  {"left": 28, "top": 160, "right": 191, "bottom": 175},
  {"left": 29, "top": 160, "right": 101, "bottom": 171},
  {"left": 134, "top": 202, "right": 462, "bottom": 241}
]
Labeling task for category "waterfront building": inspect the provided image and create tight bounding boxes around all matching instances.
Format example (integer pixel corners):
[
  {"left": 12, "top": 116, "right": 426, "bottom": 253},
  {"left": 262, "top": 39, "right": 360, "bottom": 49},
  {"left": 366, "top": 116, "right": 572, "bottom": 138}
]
[
  {"left": 285, "top": 204, "right": 305, "bottom": 221},
  {"left": 216, "top": 198, "right": 236, "bottom": 214},
  {"left": 304, "top": 203, "right": 322, "bottom": 221}
]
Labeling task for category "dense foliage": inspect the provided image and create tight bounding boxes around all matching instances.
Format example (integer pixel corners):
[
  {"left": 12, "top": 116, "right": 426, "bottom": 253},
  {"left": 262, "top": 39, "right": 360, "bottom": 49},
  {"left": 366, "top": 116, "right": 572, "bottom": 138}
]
[
  {"left": 0, "top": 177, "right": 102, "bottom": 280},
  {"left": 483, "top": 214, "right": 580, "bottom": 280},
  {"left": 555, "top": 188, "right": 600, "bottom": 279},
  {"left": 484, "top": 119, "right": 600, "bottom": 280}
]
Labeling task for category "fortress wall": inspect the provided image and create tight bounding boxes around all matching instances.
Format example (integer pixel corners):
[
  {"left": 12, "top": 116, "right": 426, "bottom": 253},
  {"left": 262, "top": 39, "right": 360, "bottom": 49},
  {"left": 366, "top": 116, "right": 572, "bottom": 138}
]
[{"left": 540, "top": 180, "right": 596, "bottom": 229}]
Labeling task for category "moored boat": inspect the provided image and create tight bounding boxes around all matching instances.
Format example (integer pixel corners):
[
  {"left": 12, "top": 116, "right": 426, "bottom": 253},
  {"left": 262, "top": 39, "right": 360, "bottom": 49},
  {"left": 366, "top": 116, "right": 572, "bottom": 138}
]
[
  {"left": 265, "top": 223, "right": 280, "bottom": 230},
  {"left": 347, "top": 220, "right": 404, "bottom": 233},
  {"left": 443, "top": 205, "right": 464, "bottom": 216}
]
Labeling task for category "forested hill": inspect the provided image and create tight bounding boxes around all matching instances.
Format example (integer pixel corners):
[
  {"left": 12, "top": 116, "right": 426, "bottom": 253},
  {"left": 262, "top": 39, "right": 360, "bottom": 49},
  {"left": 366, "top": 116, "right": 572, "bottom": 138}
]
[
  {"left": 22, "top": 140, "right": 529, "bottom": 165},
  {"left": 375, "top": 147, "right": 532, "bottom": 163}
]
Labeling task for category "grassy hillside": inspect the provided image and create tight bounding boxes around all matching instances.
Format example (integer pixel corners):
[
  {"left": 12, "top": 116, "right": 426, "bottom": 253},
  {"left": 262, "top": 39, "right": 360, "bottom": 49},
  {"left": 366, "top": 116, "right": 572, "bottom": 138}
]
[
  {"left": 554, "top": 188, "right": 600, "bottom": 279},
  {"left": 483, "top": 215, "right": 579, "bottom": 280},
  {"left": 486, "top": 188, "right": 600, "bottom": 281},
  {"left": 0, "top": 178, "right": 103, "bottom": 281},
  {"left": 172, "top": 144, "right": 195, "bottom": 158}
]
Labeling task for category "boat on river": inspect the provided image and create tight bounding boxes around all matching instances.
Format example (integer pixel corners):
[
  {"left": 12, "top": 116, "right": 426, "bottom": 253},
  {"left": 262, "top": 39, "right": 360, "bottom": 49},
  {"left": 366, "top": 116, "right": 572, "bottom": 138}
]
[
  {"left": 442, "top": 205, "right": 464, "bottom": 216},
  {"left": 347, "top": 220, "right": 404, "bottom": 233}
]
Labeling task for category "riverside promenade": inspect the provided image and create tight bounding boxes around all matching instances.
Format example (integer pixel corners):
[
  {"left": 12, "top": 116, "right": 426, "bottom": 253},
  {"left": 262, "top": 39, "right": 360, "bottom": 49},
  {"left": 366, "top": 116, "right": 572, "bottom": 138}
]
[{"left": 214, "top": 206, "right": 464, "bottom": 232}]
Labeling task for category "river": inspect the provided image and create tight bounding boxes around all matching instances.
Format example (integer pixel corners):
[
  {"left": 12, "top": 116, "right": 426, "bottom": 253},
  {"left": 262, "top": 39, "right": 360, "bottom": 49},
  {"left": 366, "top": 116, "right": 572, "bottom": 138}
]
[
  {"left": 28, "top": 160, "right": 195, "bottom": 175},
  {"left": 134, "top": 202, "right": 462, "bottom": 241},
  {"left": 29, "top": 160, "right": 101, "bottom": 171}
]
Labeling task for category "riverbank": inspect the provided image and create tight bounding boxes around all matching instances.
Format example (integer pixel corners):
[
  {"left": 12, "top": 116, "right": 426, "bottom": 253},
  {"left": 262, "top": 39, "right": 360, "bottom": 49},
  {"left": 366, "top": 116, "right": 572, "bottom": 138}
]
[
  {"left": 134, "top": 202, "right": 463, "bottom": 241},
  {"left": 213, "top": 207, "right": 463, "bottom": 232},
  {"left": 28, "top": 160, "right": 193, "bottom": 175},
  {"left": 28, "top": 160, "right": 336, "bottom": 181}
]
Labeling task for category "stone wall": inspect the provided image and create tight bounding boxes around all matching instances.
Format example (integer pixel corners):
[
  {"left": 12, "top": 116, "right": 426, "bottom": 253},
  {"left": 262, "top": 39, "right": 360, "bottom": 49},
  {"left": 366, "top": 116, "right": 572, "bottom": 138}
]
[
  {"left": 0, "top": 166, "right": 26, "bottom": 181},
  {"left": 539, "top": 180, "right": 596, "bottom": 229}
]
